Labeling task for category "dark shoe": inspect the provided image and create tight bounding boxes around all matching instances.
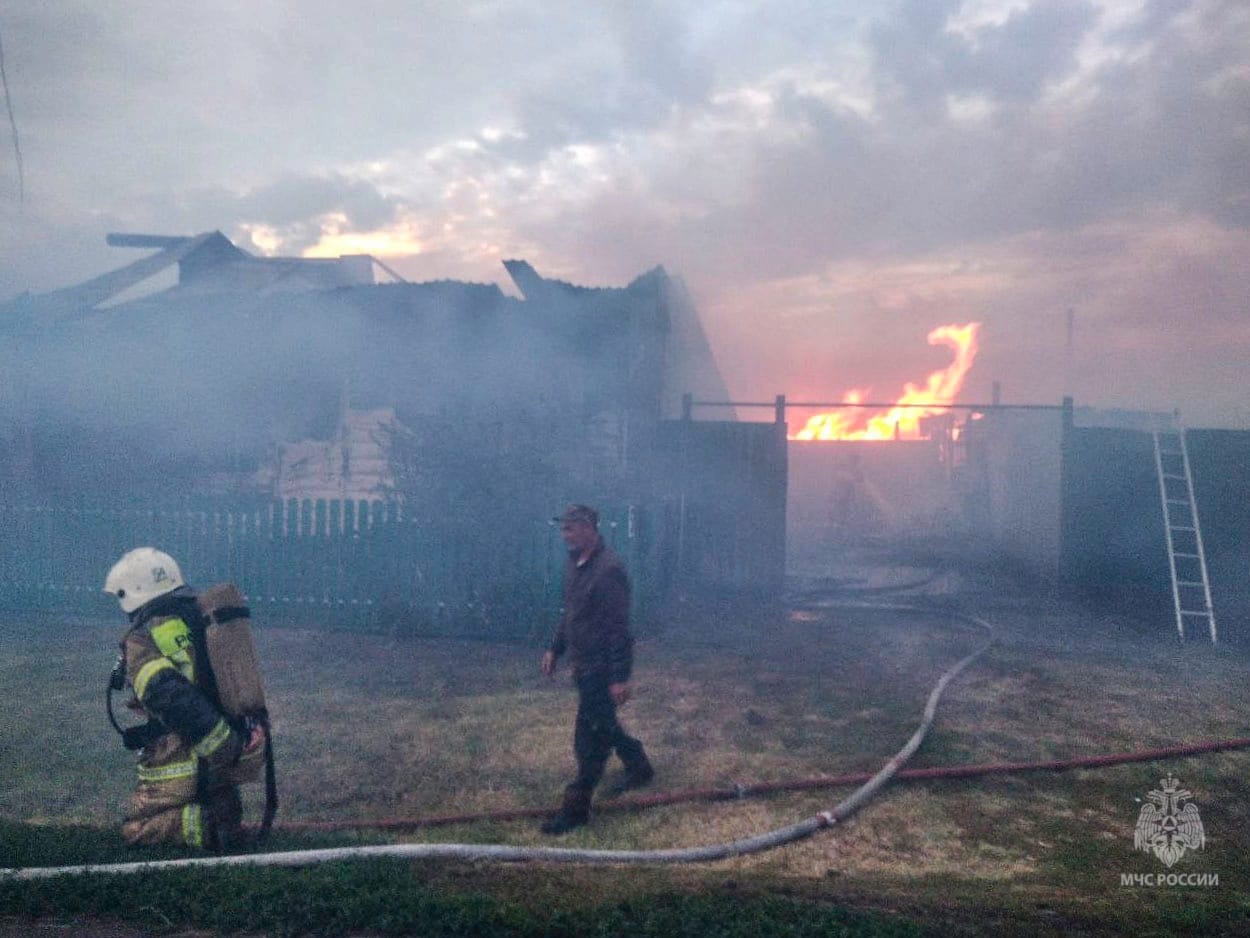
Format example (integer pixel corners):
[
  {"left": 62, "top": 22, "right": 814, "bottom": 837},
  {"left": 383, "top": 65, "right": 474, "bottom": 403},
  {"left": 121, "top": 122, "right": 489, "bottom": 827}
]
[
  {"left": 540, "top": 786, "right": 591, "bottom": 835},
  {"left": 602, "top": 763, "right": 655, "bottom": 798},
  {"left": 540, "top": 810, "right": 589, "bottom": 835},
  {"left": 219, "top": 824, "right": 261, "bottom": 854},
  {"left": 204, "top": 815, "right": 255, "bottom": 854},
  {"left": 203, "top": 787, "right": 246, "bottom": 854}
]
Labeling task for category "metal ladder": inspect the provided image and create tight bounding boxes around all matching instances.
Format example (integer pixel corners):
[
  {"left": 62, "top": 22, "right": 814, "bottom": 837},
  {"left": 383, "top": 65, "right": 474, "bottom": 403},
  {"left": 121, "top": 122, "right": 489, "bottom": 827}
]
[{"left": 1151, "top": 417, "right": 1217, "bottom": 642}]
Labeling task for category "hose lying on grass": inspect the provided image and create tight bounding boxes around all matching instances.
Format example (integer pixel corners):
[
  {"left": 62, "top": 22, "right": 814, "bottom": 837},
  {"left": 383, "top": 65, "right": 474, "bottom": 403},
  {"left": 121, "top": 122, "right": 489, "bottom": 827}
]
[
  {"left": 2, "top": 602, "right": 993, "bottom": 880},
  {"left": 278, "top": 735, "right": 1250, "bottom": 833}
]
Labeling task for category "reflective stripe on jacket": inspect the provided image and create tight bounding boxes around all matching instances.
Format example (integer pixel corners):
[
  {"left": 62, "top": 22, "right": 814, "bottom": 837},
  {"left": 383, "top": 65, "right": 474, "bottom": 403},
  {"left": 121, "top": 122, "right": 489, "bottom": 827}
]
[{"left": 122, "top": 610, "right": 239, "bottom": 776}]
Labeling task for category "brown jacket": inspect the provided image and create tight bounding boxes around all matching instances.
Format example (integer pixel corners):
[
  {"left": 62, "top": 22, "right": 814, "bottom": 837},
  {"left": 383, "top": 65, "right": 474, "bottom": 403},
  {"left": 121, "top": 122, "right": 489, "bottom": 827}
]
[{"left": 549, "top": 537, "right": 633, "bottom": 684}]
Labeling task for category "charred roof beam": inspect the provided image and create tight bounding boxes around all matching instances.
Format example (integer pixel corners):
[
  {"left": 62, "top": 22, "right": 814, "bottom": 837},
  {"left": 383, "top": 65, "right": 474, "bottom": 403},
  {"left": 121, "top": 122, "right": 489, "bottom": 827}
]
[{"left": 105, "top": 233, "right": 196, "bottom": 250}]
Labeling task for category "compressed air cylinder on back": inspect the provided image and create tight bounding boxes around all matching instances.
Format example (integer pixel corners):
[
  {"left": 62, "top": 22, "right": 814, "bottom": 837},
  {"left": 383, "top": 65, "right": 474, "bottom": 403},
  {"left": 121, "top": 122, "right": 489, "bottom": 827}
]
[{"left": 197, "top": 582, "right": 268, "bottom": 721}]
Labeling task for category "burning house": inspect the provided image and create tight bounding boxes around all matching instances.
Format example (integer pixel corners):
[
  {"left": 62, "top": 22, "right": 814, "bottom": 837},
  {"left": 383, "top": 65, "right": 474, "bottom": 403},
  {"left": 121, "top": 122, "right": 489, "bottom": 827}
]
[
  {"left": 0, "top": 231, "right": 784, "bottom": 631},
  {"left": 5, "top": 232, "right": 1238, "bottom": 641},
  {"left": 0, "top": 231, "right": 731, "bottom": 496},
  {"left": 783, "top": 323, "right": 1248, "bottom": 646},
  {"left": 785, "top": 323, "right": 985, "bottom": 566}
]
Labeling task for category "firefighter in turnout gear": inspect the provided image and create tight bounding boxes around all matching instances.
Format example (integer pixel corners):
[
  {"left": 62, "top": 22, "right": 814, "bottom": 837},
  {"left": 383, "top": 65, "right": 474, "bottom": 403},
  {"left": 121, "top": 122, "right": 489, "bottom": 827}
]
[{"left": 104, "top": 548, "right": 264, "bottom": 849}]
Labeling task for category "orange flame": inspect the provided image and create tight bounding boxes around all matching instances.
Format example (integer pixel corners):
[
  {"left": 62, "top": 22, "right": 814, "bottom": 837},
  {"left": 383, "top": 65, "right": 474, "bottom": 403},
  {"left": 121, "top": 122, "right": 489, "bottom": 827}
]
[{"left": 791, "top": 322, "right": 981, "bottom": 441}]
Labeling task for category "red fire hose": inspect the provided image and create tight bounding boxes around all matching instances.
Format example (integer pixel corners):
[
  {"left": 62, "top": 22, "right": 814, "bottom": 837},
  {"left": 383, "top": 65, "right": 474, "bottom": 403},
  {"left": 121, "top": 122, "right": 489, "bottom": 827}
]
[{"left": 275, "top": 735, "right": 1250, "bottom": 833}]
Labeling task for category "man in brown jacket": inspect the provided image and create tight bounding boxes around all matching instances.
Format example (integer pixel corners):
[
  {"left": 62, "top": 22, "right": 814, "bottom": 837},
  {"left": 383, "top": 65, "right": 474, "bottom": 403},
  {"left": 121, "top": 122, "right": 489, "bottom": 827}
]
[{"left": 540, "top": 504, "right": 653, "bottom": 835}]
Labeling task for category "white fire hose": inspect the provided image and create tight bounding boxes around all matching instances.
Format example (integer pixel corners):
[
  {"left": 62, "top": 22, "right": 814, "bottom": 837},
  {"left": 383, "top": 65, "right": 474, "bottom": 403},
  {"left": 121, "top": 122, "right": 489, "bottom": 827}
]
[{"left": 2, "top": 602, "right": 993, "bottom": 880}]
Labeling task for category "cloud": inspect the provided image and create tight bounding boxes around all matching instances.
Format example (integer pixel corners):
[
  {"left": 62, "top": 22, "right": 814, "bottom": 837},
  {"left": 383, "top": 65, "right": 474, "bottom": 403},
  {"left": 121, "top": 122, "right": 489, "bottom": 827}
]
[
  {"left": 706, "top": 211, "right": 1250, "bottom": 425},
  {"left": 871, "top": 0, "right": 1096, "bottom": 107},
  {"left": 0, "top": 0, "right": 1247, "bottom": 423}
]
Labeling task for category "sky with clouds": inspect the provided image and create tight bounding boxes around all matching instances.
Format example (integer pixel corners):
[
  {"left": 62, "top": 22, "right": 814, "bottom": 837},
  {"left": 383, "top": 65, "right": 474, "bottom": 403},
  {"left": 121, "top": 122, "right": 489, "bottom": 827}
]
[{"left": 1, "top": 0, "right": 1247, "bottom": 425}]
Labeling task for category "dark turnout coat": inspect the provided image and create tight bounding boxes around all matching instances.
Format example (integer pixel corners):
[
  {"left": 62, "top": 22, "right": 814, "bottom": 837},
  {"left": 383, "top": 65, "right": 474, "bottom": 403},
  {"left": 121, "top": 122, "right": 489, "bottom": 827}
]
[{"left": 549, "top": 537, "right": 633, "bottom": 685}]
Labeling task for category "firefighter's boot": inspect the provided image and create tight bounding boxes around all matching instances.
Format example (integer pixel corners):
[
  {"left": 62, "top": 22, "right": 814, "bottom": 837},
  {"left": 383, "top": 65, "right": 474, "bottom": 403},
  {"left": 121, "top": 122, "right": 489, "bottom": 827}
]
[
  {"left": 540, "top": 785, "right": 591, "bottom": 836},
  {"left": 204, "top": 785, "right": 247, "bottom": 853}
]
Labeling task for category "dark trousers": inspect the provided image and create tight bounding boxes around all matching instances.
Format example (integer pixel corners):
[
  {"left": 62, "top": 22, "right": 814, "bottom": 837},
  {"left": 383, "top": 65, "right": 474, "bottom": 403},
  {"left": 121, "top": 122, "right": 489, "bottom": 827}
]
[{"left": 570, "top": 672, "right": 646, "bottom": 794}]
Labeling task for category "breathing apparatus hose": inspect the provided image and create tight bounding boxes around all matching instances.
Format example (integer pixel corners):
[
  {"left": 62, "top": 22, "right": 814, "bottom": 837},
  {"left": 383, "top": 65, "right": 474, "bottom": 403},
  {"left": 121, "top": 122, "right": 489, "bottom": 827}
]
[
  {"left": 259, "top": 715, "right": 278, "bottom": 842},
  {"left": 105, "top": 656, "right": 126, "bottom": 737},
  {"left": 2, "top": 601, "right": 992, "bottom": 880}
]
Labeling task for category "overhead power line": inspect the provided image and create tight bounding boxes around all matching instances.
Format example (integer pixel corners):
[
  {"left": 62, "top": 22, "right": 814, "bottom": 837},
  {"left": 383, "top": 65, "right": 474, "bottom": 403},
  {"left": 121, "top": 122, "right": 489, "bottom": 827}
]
[{"left": 0, "top": 24, "right": 24, "bottom": 204}]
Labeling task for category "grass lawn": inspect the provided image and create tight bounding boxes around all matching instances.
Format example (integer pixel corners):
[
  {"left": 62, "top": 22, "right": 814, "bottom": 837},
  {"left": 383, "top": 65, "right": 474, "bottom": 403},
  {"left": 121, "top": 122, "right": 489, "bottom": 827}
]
[{"left": 2, "top": 564, "right": 1249, "bottom": 936}]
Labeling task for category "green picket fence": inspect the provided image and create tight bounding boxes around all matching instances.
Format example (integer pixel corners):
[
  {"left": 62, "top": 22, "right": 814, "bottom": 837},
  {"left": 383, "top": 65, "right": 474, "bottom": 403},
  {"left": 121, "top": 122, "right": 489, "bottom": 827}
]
[{"left": 0, "top": 498, "right": 662, "bottom": 641}]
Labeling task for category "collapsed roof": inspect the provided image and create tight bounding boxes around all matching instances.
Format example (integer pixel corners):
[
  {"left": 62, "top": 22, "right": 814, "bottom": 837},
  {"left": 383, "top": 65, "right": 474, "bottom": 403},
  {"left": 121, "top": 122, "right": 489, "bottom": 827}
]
[{"left": 0, "top": 232, "right": 731, "bottom": 493}]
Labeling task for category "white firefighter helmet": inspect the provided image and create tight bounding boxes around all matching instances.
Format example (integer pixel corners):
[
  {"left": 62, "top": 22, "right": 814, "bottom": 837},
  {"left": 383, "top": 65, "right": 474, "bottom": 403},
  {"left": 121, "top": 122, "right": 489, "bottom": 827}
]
[{"left": 103, "top": 547, "right": 185, "bottom": 613}]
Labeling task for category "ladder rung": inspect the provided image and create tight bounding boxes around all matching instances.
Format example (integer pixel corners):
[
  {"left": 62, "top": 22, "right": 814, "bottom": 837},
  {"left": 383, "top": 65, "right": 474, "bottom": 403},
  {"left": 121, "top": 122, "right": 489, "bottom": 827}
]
[{"left": 1157, "top": 427, "right": 1212, "bottom": 642}]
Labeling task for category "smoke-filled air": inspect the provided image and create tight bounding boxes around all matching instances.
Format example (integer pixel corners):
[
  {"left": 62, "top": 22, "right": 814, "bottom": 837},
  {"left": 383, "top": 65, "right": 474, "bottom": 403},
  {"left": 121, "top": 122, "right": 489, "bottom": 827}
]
[
  {"left": 1, "top": 1, "right": 1248, "bottom": 426},
  {"left": 1, "top": 4, "right": 1249, "bottom": 937}
]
